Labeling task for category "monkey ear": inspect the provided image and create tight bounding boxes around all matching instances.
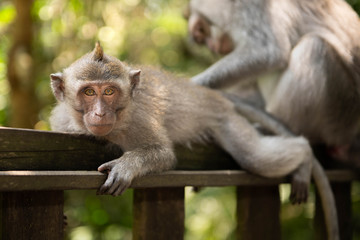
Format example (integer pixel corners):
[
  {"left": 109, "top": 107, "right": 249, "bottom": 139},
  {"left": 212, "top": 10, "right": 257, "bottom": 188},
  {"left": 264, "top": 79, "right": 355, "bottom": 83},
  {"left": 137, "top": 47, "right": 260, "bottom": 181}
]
[
  {"left": 50, "top": 73, "right": 65, "bottom": 102},
  {"left": 93, "top": 41, "right": 103, "bottom": 61},
  {"left": 129, "top": 70, "right": 141, "bottom": 93}
]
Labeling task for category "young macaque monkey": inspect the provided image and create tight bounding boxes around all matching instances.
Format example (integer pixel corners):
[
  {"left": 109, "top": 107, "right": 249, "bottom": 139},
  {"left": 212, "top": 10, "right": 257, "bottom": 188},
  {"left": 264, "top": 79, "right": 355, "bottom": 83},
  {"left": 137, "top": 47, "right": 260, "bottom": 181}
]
[
  {"left": 185, "top": 0, "right": 360, "bottom": 162},
  {"left": 50, "top": 43, "right": 338, "bottom": 238},
  {"left": 50, "top": 42, "right": 312, "bottom": 197}
]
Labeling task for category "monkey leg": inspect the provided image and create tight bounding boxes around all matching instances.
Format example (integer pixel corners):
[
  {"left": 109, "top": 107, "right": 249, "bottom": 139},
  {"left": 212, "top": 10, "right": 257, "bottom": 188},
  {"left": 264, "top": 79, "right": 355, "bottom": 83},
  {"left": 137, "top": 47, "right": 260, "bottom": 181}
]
[
  {"left": 226, "top": 93, "right": 312, "bottom": 203},
  {"left": 228, "top": 96, "right": 339, "bottom": 237},
  {"left": 267, "top": 34, "right": 360, "bottom": 147},
  {"left": 213, "top": 112, "right": 312, "bottom": 179}
]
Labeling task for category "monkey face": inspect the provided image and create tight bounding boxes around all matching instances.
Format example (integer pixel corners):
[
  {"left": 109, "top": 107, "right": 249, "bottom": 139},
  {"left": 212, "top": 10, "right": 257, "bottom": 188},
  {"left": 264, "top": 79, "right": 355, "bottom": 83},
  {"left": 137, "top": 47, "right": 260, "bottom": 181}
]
[
  {"left": 78, "top": 83, "right": 123, "bottom": 136},
  {"left": 186, "top": 1, "right": 234, "bottom": 55},
  {"left": 50, "top": 42, "right": 141, "bottom": 137},
  {"left": 188, "top": 13, "right": 233, "bottom": 55},
  {"left": 188, "top": 13, "right": 210, "bottom": 45},
  {"left": 206, "top": 30, "right": 234, "bottom": 55}
]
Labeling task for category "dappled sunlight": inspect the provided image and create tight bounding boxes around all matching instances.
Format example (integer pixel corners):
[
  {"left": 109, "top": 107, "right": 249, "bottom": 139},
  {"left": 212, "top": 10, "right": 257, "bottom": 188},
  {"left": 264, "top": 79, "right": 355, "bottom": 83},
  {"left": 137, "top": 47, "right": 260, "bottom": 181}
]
[
  {"left": 69, "top": 226, "right": 93, "bottom": 240},
  {"left": 185, "top": 187, "right": 236, "bottom": 240},
  {"left": 34, "top": 120, "right": 50, "bottom": 130},
  {"left": 151, "top": 27, "right": 171, "bottom": 47}
]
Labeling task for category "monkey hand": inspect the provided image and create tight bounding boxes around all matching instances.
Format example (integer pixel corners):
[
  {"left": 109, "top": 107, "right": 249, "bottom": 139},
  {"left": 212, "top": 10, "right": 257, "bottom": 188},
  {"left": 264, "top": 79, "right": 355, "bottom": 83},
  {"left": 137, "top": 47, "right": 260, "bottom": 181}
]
[
  {"left": 191, "top": 73, "right": 212, "bottom": 87},
  {"left": 191, "top": 73, "right": 222, "bottom": 88},
  {"left": 190, "top": 76, "right": 200, "bottom": 85},
  {"left": 97, "top": 158, "right": 135, "bottom": 196}
]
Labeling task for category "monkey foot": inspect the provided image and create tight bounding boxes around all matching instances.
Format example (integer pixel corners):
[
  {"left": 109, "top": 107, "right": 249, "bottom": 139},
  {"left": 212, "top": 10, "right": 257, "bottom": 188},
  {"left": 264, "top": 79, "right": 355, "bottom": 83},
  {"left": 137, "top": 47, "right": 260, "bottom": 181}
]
[{"left": 290, "top": 179, "right": 309, "bottom": 204}]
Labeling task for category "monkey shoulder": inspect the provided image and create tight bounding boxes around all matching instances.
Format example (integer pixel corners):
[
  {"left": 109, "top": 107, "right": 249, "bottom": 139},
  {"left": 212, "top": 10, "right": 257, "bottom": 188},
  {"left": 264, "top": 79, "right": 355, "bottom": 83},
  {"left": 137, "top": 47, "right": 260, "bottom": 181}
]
[{"left": 137, "top": 66, "right": 230, "bottom": 110}]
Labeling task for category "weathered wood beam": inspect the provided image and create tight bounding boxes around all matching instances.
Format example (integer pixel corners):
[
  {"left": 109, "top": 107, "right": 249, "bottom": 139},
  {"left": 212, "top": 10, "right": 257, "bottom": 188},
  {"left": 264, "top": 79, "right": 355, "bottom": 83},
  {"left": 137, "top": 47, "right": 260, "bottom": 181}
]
[
  {"left": 236, "top": 186, "right": 281, "bottom": 240},
  {"left": 0, "top": 170, "right": 357, "bottom": 191},
  {"left": 133, "top": 188, "right": 184, "bottom": 240},
  {"left": 2, "top": 191, "right": 64, "bottom": 240},
  {"left": 0, "top": 127, "right": 123, "bottom": 170},
  {"left": 0, "top": 127, "right": 237, "bottom": 171}
]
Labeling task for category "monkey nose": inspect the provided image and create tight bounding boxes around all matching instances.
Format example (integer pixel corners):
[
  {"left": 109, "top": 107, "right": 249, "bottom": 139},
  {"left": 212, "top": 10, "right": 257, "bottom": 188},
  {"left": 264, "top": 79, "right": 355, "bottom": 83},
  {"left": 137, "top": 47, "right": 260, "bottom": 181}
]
[{"left": 95, "top": 112, "right": 106, "bottom": 117}]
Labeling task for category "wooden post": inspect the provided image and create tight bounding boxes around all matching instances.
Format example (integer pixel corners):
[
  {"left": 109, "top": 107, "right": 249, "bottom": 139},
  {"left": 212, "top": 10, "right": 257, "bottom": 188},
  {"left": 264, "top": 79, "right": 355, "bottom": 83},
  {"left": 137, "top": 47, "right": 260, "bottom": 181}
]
[
  {"left": 236, "top": 186, "right": 281, "bottom": 240},
  {"left": 133, "top": 187, "right": 184, "bottom": 240},
  {"left": 2, "top": 191, "right": 64, "bottom": 240},
  {"left": 314, "top": 182, "right": 352, "bottom": 240}
]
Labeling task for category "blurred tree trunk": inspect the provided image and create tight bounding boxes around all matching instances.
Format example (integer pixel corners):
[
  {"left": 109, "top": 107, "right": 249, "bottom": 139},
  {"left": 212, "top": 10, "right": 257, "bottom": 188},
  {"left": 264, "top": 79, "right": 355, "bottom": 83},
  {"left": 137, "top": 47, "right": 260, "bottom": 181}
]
[{"left": 7, "top": 0, "right": 39, "bottom": 128}]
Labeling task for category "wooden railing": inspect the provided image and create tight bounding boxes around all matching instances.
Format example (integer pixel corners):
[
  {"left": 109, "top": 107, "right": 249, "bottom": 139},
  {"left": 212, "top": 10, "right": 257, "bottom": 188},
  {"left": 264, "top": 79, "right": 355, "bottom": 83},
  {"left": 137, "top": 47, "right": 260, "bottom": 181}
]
[{"left": 0, "top": 127, "right": 358, "bottom": 240}]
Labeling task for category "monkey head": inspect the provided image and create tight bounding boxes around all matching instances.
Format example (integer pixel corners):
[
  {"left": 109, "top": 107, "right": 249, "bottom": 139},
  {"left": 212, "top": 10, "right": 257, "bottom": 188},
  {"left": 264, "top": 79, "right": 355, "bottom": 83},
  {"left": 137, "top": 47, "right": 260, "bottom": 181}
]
[
  {"left": 185, "top": 0, "right": 234, "bottom": 55},
  {"left": 50, "top": 42, "right": 141, "bottom": 136}
]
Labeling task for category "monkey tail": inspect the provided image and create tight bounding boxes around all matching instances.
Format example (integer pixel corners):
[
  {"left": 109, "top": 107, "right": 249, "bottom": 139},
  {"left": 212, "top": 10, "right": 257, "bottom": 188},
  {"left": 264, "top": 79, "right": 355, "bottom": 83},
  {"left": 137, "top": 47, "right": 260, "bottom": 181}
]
[
  {"left": 312, "top": 159, "right": 340, "bottom": 240},
  {"left": 225, "top": 93, "right": 340, "bottom": 240}
]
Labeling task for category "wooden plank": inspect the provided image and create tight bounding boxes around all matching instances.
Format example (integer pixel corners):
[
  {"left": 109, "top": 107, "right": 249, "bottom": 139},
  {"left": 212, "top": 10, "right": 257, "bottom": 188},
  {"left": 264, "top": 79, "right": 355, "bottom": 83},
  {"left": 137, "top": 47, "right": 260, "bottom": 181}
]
[
  {"left": 133, "top": 188, "right": 184, "bottom": 240},
  {"left": 2, "top": 128, "right": 360, "bottom": 176},
  {"left": 0, "top": 171, "right": 106, "bottom": 191},
  {"left": 0, "top": 170, "right": 284, "bottom": 191},
  {"left": 0, "top": 127, "right": 122, "bottom": 170},
  {"left": 326, "top": 170, "right": 360, "bottom": 182},
  {"left": 236, "top": 186, "right": 281, "bottom": 240},
  {"left": 175, "top": 144, "right": 238, "bottom": 170},
  {"left": 314, "top": 182, "right": 352, "bottom": 240},
  {"left": 0, "top": 127, "right": 237, "bottom": 171},
  {"left": 0, "top": 170, "right": 356, "bottom": 191},
  {"left": 2, "top": 190, "right": 64, "bottom": 240}
]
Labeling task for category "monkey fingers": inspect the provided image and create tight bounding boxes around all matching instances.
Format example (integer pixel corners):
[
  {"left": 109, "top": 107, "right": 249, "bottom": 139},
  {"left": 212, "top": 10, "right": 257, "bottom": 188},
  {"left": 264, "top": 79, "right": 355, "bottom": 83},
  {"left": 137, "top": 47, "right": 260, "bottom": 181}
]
[
  {"left": 98, "top": 172, "right": 131, "bottom": 196},
  {"left": 97, "top": 160, "right": 133, "bottom": 196},
  {"left": 98, "top": 159, "right": 117, "bottom": 174},
  {"left": 96, "top": 174, "right": 115, "bottom": 195},
  {"left": 112, "top": 181, "right": 131, "bottom": 196},
  {"left": 106, "top": 171, "right": 132, "bottom": 196}
]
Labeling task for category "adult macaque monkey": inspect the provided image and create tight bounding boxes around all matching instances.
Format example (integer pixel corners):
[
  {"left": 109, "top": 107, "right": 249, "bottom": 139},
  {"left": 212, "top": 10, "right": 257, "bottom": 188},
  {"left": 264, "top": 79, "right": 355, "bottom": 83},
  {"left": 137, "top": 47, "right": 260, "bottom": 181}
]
[
  {"left": 185, "top": 0, "right": 360, "bottom": 159},
  {"left": 49, "top": 43, "right": 338, "bottom": 239}
]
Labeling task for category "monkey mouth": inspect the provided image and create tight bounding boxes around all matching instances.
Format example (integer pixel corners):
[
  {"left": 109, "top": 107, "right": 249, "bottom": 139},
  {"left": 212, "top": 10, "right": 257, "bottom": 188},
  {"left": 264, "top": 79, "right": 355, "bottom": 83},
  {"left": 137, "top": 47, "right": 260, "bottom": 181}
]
[
  {"left": 86, "top": 123, "right": 114, "bottom": 136},
  {"left": 89, "top": 123, "right": 113, "bottom": 127}
]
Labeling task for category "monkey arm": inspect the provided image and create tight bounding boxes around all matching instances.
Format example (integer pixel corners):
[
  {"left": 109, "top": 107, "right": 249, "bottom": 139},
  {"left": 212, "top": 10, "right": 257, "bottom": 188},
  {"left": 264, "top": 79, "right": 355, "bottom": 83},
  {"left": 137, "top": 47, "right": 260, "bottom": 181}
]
[
  {"left": 97, "top": 138, "right": 176, "bottom": 196},
  {"left": 192, "top": 47, "right": 288, "bottom": 88}
]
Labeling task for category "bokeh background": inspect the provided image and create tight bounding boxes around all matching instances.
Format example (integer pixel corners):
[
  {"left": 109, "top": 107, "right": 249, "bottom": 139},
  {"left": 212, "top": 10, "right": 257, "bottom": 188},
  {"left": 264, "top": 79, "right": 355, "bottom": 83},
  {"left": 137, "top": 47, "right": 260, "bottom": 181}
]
[{"left": 1, "top": 0, "right": 360, "bottom": 239}]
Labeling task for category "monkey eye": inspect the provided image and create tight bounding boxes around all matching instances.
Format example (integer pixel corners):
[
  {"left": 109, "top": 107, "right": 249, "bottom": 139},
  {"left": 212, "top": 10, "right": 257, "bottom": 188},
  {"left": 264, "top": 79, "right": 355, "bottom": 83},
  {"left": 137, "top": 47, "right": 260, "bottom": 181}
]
[
  {"left": 104, "top": 88, "right": 115, "bottom": 96},
  {"left": 84, "top": 88, "right": 96, "bottom": 96}
]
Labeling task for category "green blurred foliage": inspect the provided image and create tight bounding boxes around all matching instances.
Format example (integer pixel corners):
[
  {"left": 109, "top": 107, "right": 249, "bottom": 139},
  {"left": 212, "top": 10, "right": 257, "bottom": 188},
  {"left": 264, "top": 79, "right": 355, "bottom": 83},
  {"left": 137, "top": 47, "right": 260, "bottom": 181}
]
[
  {"left": 185, "top": 187, "right": 236, "bottom": 240},
  {"left": 64, "top": 190, "right": 133, "bottom": 240},
  {"left": 0, "top": 2, "right": 13, "bottom": 126},
  {"left": 0, "top": 0, "right": 360, "bottom": 239}
]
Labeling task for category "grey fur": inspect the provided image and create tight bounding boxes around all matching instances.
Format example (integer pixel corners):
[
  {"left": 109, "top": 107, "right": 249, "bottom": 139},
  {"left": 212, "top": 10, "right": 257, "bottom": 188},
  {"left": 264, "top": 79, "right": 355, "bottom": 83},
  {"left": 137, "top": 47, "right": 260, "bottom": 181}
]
[
  {"left": 188, "top": 0, "right": 360, "bottom": 147},
  {"left": 49, "top": 45, "right": 313, "bottom": 200}
]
